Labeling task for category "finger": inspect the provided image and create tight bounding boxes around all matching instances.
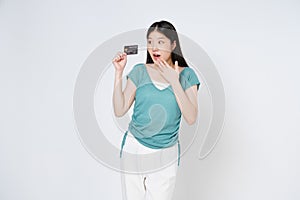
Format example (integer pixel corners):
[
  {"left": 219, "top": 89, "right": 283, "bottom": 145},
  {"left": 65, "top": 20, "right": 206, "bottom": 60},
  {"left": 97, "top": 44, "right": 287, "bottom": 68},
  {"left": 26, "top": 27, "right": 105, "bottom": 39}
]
[
  {"left": 113, "top": 55, "right": 119, "bottom": 62},
  {"left": 175, "top": 60, "right": 178, "bottom": 69},
  {"left": 120, "top": 52, "right": 127, "bottom": 59},
  {"left": 115, "top": 56, "right": 121, "bottom": 62},
  {"left": 121, "top": 52, "right": 127, "bottom": 57},
  {"left": 117, "top": 52, "right": 124, "bottom": 58},
  {"left": 113, "top": 52, "right": 123, "bottom": 62},
  {"left": 162, "top": 60, "right": 173, "bottom": 69},
  {"left": 161, "top": 60, "right": 168, "bottom": 67},
  {"left": 116, "top": 53, "right": 121, "bottom": 58},
  {"left": 116, "top": 52, "right": 122, "bottom": 56},
  {"left": 157, "top": 60, "right": 165, "bottom": 72},
  {"left": 117, "top": 52, "right": 126, "bottom": 60},
  {"left": 160, "top": 59, "right": 167, "bottom": 69},
  {"left": 175, "top": 60, "right": 179, "bottom": 73},
  {"left": 158, "top": 59, "right": 166, "bottom": 69},
  {"left": 156, "top": 60, "right": 163, "bottom": 71}
]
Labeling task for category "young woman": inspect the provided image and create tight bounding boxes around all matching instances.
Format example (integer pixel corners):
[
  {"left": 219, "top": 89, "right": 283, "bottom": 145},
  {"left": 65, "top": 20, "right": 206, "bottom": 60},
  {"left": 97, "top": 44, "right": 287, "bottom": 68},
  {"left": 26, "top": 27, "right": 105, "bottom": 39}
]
[{"left": 112, "top": 20, "right": 200, "bottom": 200}]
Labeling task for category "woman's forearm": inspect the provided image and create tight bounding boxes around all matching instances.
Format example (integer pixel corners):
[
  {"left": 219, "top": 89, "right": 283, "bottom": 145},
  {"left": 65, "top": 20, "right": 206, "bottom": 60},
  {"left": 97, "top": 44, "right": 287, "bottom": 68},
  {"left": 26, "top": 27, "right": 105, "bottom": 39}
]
[
  {"left": 113, "top": 71, "right": 125, "bottom": 117},
  {"left": 171, "top": 80, "right": 198, "bottom": 125}
]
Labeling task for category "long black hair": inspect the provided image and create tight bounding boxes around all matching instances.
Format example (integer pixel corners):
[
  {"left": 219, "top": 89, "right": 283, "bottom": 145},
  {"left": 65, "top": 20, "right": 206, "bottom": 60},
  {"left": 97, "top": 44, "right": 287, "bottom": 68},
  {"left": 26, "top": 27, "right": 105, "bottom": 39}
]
[{"left": 146, "top": 20, "right": 189, "bottom": 67}]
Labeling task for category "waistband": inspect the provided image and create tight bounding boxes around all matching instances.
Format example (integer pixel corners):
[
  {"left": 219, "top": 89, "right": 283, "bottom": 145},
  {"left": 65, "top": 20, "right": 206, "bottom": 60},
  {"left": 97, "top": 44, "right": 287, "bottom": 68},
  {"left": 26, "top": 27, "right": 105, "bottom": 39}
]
[{"left": 120, "top": 130, "right": 181, "bottom": 166}]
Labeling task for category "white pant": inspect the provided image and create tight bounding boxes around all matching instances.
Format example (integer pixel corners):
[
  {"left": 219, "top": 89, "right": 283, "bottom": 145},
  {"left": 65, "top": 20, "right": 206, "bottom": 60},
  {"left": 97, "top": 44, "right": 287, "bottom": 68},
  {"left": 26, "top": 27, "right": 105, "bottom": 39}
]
[{"left": 120, "top": 131, "right": 178, "bottom": 200}]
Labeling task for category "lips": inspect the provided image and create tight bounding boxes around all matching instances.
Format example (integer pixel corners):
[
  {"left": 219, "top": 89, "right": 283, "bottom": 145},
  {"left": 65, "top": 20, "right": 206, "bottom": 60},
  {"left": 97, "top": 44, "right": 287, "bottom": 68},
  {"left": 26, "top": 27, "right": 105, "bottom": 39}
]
[{"left": 153, "top": 53, "right": 161, "bottom": 58}]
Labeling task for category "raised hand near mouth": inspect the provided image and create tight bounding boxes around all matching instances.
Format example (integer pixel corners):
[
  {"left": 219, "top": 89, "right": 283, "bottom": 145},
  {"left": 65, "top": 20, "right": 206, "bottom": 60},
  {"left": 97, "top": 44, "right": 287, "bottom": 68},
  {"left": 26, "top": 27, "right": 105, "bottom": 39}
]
[{"left": 156, "top": 59, "right": 180, "bottom": 85}]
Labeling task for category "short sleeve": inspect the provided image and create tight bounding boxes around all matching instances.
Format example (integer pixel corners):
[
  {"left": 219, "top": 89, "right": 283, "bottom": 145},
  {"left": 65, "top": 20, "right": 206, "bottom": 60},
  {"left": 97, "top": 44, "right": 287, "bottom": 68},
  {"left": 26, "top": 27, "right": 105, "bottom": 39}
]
[
  {"left": 179, "top": 67, "right": 201, "bottom": 91},
  {"left": 126, "top": 64, "right": 143, "bottom": 87}
]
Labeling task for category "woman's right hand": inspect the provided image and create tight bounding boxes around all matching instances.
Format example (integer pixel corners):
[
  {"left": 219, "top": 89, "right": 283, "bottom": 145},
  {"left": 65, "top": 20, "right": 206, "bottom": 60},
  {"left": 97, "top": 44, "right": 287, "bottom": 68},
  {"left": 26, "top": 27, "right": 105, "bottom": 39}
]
[{"left": 112, "top": 52, "right": 127, "bottom": 73}]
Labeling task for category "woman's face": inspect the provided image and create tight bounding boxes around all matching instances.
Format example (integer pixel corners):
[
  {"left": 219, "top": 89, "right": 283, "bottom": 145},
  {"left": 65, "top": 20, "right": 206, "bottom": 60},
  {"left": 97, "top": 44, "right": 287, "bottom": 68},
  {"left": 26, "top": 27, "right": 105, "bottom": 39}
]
[{"left": 147, "top": 30, "right": 176, "bottom": 65}]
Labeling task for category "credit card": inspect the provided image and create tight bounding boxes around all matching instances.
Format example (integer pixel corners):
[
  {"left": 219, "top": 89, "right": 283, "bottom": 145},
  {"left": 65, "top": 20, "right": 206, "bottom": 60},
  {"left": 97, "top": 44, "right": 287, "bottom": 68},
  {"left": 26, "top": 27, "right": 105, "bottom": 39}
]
[{"left": 124, "top": 45, "right": 138, "bottom": 55}]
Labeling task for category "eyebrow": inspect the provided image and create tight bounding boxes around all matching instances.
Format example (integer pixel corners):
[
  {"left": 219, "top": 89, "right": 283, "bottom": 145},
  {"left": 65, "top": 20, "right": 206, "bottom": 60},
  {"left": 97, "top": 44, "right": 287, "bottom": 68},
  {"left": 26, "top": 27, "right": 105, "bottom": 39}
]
[{"left": 148, "top": 37, "right": 166, "bottom": 39}]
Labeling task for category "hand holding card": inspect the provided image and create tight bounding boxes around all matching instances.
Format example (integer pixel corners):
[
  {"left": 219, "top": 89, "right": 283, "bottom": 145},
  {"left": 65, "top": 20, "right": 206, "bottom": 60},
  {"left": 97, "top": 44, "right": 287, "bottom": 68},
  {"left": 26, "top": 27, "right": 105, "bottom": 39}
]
[{"left": 112, "top": 52, "right": 127, "bottom": 73}]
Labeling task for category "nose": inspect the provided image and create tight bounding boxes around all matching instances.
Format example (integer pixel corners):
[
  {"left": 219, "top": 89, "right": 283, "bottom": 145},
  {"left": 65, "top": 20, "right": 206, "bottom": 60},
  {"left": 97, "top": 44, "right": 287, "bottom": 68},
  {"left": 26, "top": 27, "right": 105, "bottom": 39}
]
[
  {"left": 152, "top": 46, "right": 159, "bottom": 52},
  {"left": 151, "top": 42, "right": 158, "bottom": 50}
]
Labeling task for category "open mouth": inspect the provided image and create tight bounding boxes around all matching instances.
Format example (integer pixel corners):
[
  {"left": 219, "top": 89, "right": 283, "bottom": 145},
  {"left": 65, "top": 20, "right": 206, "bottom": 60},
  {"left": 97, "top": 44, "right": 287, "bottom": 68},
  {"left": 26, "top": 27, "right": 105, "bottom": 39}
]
[{"left": 153, "top": 53, "right": 161, "bottom": 59}]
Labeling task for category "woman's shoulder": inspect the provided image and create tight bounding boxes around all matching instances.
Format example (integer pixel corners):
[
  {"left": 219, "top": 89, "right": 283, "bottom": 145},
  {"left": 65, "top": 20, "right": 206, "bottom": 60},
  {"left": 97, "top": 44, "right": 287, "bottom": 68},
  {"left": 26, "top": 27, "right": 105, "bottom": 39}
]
[
  {"left": 180, "top": 66, "right": 197, "bottom": 75},
  {"left": 129, "top": 63, "right": 146, "bottom": 73},
  {"left": 128, "top": 63, "right": 148, "bottom": 81},
  {"left": 133, "top": 63, "right": 146, "bottom": 68}
]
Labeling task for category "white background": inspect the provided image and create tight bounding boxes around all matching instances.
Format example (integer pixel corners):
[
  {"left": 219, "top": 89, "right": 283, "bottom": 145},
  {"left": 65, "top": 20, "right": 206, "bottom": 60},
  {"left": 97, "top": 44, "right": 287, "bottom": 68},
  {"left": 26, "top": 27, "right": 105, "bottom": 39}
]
[{"left": 1, "top": 0, "right": 300, "bottom": 199}]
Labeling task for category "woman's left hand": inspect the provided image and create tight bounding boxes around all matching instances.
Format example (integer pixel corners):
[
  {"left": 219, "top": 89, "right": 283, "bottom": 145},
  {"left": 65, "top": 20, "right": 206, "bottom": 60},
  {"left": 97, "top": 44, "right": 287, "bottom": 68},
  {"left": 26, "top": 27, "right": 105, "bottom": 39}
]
[{"left": 157, "top": 59, "right": 180, "bottom": 85}]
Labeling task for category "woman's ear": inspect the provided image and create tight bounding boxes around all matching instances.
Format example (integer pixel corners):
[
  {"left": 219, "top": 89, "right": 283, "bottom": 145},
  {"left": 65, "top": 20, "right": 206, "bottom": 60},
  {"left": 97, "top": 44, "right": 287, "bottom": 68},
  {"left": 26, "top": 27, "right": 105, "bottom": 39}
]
[{"left": 172, "top": 40, "right": 177, "bottom": 51}]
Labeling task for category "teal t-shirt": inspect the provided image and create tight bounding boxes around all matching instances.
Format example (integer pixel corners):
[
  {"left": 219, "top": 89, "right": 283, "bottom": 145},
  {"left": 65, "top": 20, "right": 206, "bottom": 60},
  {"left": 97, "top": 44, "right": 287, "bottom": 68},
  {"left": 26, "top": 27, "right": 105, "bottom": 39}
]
[{"left": 126, "top": 63, "right": 200, "bottom": 149}]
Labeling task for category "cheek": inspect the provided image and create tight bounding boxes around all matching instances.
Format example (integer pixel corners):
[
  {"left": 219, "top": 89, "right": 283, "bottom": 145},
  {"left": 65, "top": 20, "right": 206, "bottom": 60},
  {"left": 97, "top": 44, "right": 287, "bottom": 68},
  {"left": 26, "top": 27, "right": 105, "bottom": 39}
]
[
  {"left": 160, "top": 45, "right": 173, "bottom": 52},
  {"left": 161, "top": 48, "right": 173, "bottom": 57},
  {"left": 160, "top": 53, "right": 172, "bottom": 61}
]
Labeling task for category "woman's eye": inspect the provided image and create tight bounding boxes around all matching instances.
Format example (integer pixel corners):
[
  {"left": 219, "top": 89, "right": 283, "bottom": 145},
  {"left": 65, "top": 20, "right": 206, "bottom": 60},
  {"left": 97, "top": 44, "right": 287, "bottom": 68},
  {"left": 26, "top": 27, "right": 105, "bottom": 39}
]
[
  {"left": 158, "top": 41, "right": 164, "bottom": 44},
  {"left": 147, "top": 41, "right": 152, "bottom": 44}
]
